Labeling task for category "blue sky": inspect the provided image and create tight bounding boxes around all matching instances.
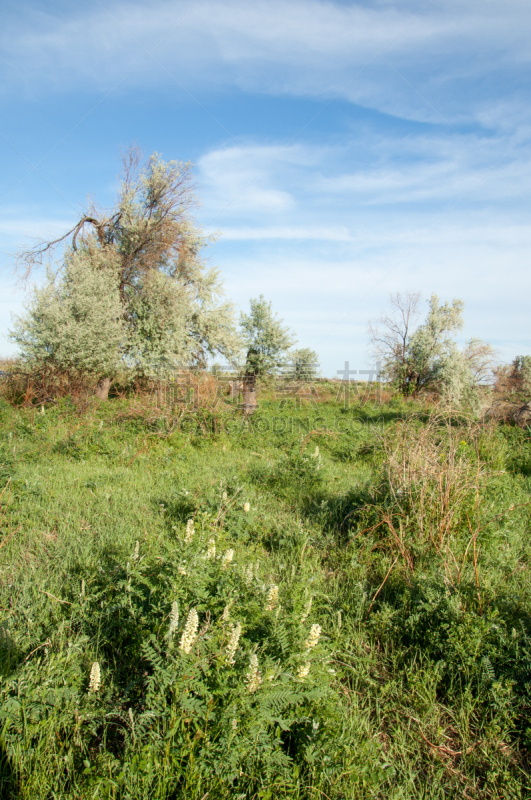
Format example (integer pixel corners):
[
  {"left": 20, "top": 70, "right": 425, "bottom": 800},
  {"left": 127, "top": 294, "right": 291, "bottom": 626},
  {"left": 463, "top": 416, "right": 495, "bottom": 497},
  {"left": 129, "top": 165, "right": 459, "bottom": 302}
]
[{"left": 1, "top": 0, "right": 530, "bottom": 375}]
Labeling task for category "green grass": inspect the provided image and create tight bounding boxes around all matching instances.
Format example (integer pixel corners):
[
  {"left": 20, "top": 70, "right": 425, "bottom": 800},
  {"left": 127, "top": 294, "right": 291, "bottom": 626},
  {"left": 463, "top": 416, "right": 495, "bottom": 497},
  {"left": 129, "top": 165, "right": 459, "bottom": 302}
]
[{"left": 0, "top": 393, "right": 530, "bottom": 798}]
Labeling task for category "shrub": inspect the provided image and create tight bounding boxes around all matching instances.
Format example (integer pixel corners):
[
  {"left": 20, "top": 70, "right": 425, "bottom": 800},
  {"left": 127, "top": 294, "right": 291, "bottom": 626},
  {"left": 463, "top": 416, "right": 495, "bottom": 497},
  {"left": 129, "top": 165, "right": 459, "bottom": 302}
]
[
  {"left": 0, "top": 499, "right": 343, "bottom": 799},
  {"left": 361, "top": 414, "right": 508, "bottom": 585}
]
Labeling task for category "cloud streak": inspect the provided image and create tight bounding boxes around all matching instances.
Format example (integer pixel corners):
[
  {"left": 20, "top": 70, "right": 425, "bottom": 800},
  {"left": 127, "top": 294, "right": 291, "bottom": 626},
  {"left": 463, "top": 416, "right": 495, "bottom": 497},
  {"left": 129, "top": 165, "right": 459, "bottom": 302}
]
[
  {"left": 2, "top": 0, "right": 531, "bottom": 125},
  {"left": 193, "top": 130, "right": 531, "bottom": 372},
  {"left": 197, "top": 131, "right": 531, "bottom": 229}
]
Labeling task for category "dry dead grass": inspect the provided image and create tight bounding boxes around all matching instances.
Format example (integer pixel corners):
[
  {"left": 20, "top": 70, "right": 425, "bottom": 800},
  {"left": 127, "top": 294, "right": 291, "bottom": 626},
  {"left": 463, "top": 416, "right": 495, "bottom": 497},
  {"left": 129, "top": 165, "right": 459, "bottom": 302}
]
[{"left": 365, "top": 415, "right": 509, "bottom": 593}]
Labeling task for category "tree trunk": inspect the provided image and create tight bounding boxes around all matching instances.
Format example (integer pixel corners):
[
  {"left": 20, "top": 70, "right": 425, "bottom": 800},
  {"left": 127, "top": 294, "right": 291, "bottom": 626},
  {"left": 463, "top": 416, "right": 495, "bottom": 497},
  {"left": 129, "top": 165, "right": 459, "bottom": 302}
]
[
  {"left": 95, "top": 377, "right": 112, "bottom": 400},
  {"left": 242, "top": 373, "right": 258, "bottom": 414}
]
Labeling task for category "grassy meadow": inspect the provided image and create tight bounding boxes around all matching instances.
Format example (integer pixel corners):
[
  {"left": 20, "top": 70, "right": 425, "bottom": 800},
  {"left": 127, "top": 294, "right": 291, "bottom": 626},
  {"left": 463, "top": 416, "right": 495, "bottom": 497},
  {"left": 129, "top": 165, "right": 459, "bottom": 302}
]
[{"left": 0, "top": 385, "right": 530, "bottom": 798}]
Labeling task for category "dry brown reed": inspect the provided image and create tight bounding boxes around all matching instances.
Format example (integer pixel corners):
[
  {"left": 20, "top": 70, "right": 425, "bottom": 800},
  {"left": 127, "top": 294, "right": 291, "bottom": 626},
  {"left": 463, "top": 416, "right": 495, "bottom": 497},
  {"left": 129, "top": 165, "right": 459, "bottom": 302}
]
[
  {"left": 0, "top": 364, "right": 99, "bottom": 409},
  {"left": 365, "top": 414, "right": 505, "bottom": 590}
]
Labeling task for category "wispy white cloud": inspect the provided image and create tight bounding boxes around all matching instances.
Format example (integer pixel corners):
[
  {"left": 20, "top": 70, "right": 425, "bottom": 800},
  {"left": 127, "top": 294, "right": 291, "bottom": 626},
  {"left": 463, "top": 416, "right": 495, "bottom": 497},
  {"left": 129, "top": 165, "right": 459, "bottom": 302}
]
[
  {"left": 0, "top": 217, "right": 75, "bottom": 241},
  {"left": 191, "top": 131, "right": 531, "bottom": 372},
  {"left": 2, "top": 0, "right": 530, "bottom": 371},
  {"left": 219, "top": 226, "right": 353, "bottom": 241},
  {"left": 219, "top": 231, "right": 530, "bottom": 373},
  {"left": 2, "top": 0, "right": 530, "bottom": 125},
  {"left": 197, "top": 130, "right": 531, "bottom": 230},
  {"left": 198, "top": 143, "right": 319, "bottom": 218},
  {"left": 319, "top": 158, "right": 531, "bottom": 205}
]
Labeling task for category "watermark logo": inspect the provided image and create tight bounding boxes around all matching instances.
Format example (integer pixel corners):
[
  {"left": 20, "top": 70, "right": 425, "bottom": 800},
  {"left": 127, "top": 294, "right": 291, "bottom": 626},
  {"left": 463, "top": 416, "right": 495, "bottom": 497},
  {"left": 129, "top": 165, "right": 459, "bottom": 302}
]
[
  {"left": 275, "top": 361, "right": 321, "bottom": 409},
  {"left": 336, "top": 361, "right": 382, "bottom": 408},
  {"left": 144, "top": 361, "right": 383, "bottom": 415}
]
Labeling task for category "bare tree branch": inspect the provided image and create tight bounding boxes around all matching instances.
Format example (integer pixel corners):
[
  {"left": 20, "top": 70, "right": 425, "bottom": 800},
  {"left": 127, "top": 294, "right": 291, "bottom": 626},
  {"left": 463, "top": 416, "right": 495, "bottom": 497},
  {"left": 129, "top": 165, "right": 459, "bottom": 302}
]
[{"left": 368, "top": 292, "right": 421, "bottom": 392}]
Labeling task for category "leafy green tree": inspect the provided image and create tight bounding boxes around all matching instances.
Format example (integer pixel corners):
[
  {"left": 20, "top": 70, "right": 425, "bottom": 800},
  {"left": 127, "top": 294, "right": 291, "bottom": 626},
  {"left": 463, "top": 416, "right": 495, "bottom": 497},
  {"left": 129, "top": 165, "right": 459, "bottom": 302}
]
[
  {"left": 509, "top": 355, "right": 531, "bottom": 399},
  {"left": 13, "top": 149, "right": 241, "bottom": 398},
  {"left": 287, "top": 347, "right": 320, "bottom": 380},
  {"left": 240, "top": 295, "right": 295, "bottom": 378}
]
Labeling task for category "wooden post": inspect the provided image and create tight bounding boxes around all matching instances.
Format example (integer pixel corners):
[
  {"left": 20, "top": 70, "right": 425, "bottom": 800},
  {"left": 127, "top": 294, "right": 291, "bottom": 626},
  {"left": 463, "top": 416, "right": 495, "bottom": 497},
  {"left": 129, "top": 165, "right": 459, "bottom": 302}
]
[
  {"left": 242, "top": 372, "right": 258, "bottom": 414},
  {"left": 95, "top": 377, "right": 111, "bottom": 400}
]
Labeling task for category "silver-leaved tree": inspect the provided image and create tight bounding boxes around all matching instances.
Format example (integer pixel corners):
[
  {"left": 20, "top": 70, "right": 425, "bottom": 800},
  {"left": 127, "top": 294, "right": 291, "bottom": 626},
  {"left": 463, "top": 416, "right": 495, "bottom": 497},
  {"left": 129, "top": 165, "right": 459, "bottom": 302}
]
[
  {"left": 11, "top": 149, "right": 241, "bottom": 398},
  {"left": 368, "top": 292, "right": 495, "bottom": 406}
]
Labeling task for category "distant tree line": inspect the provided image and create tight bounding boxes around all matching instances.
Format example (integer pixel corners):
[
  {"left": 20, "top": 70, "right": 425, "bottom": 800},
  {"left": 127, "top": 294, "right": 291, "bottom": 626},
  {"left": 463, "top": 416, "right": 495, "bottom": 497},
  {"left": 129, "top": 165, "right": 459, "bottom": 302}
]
[{"left": 8, "top": 148, "right": 527, "bottom": 411}]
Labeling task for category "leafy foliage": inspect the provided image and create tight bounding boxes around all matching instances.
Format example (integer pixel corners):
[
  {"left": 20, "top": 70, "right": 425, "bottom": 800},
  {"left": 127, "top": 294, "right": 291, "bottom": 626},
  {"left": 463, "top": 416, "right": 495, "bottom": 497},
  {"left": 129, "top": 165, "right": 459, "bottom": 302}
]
[
  {"left": 10, "top": 254, "right": 124, "bottom": 378},
  {"left": 369, "top": 292, "right": 495, "bottom": 405},
  {"left": 0, "top": 393, "right": 529, "bottom": 798},
  {"left": 240, "top": 295, "right": 296, "bottom": 377},
  {"left": 286, "top": 348, "right": 320, "bottom": 380},
  {"left": 12, "top": 150, "right": 241, "bottom": 390},
  {"left": 494, "top": 355, "right": 531, "bottom": 408}
]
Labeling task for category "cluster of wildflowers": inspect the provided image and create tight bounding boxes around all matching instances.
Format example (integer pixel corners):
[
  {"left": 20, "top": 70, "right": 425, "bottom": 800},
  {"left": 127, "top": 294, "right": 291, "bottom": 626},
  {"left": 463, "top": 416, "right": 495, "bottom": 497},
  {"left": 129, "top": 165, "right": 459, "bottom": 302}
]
[
  {"left": 132, "top": 541, "right": 140, "bottom": 561},
  {"left": 225, "top": 622, "right": 242, "bottom": 665},
  {"left": 222, "top": 549, "right": 234, "bottom": 569},
  {"left": 89, "top": 662, "right": 101, "bottom": 693},
  {"left": 206, "top": 538, "right": 216, "bottom": 559},
  {"left": 265, "top": 584, "right": 279, "bottom": 611},
  {"left": 184, "top": 519, "right": 194, "bottom": 544},
  {"left": 243, "top": 502, "right": 250, "bottom": 513},
  {"left": 168, "top": 601, "right": 179, "bottom": 639},
  {"left": 297, "top": 662, "right": 311, "bottom": 680},
  {"left": 179, "top": 608, "right": 199, "bottom": 654},
  {"left": 246, "top": 654, "right": 262, "bottom": 693},
  {"left": 304, "top": 623, "right": 321, "bottom": 651},
  {"left": 243, "top": 564, "right": 254, "bottom": 585}
]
